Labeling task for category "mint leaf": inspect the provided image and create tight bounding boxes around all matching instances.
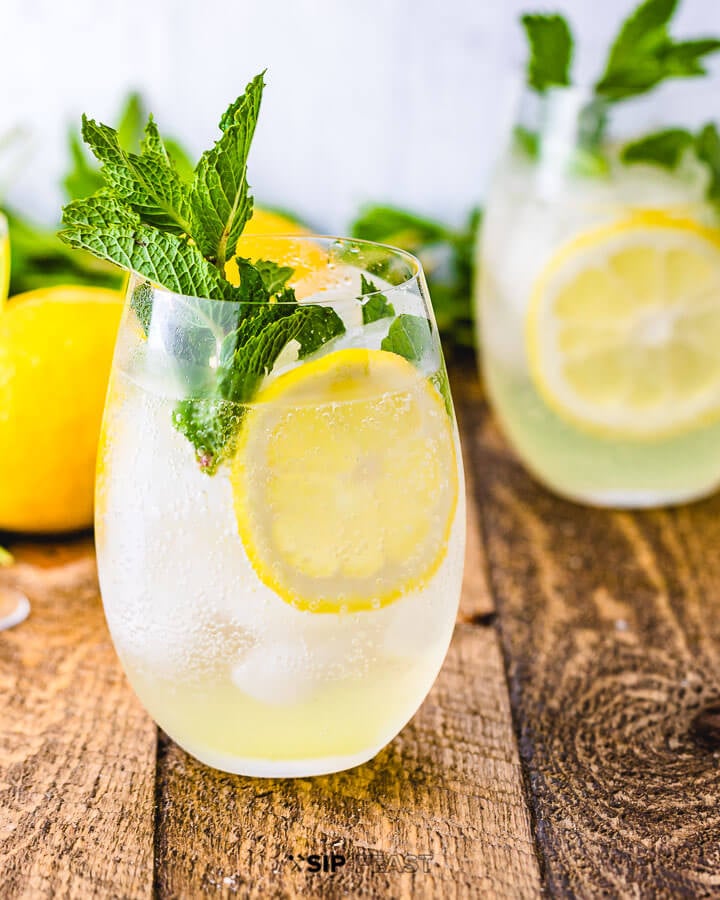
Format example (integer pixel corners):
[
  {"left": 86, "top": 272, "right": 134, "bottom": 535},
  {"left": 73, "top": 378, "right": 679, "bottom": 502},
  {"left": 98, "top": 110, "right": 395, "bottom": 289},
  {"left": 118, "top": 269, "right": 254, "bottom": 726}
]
[
  {"left": 360, "top": 274, "right": 394, "bottom": 324},
  {"left": 294, "top": 304, "right": 346, "bottom": 356},
  {"left": 64, "top": 130, "right": 105, "bottom": 201},
  {"left": 172, "top": 399, "right": 241, "bottom": 474},
  {"left": 695, "top": 124, "right": 720, "bottom": 204},
  {"left": 163, "top": 137, "right": 195, "bottom": 183},
  {"left": 350, "top": 206, "right": 449, "bottom": 244},
  {"left": 116, "top": 92, "right": 145, "bottom": 154},
  {"left": 351, "top": 205, "right": 480, "bottom": 354},
  {"left": 59, "top": 208, "right": 239, "bottom": 300},
  {"left": 521, "top": 14, "right": 573, "bottom": 92},
  {"left": 131, "top": 281, "right": 154, "bottom": 334},
  {"left": 430, "top": 368, "right": 454, "bottom": 418},
  {"left": 175, "top": 303, "right": 345, "bottom": 469},
  {"left": 81, "top": 115, "right": 192, "bottom": 234},
  {"left": 381, "top": 314, "right": 432, "bottom": 363},
  {"left": 622, "top": 128, "right": 694, "bottom": 168},
  {"left": 218, "top": 304, "right": 345, "bottom": 403},
  {"left": 189, "top": 73, "right": 264, "bottom": 268},
  {"left": 253, "top": 259, "right": 294, "bottom": 295},
  {"left": 596, "top": 0, "right": 720, "bottom": 101}
]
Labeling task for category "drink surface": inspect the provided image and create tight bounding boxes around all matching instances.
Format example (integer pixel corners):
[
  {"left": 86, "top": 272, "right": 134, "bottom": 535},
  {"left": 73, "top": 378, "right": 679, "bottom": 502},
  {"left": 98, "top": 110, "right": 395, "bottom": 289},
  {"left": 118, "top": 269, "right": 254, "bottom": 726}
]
[
  {"left": 96, "top": 326, "right": 465, "bottom": 775},
  {"left": 478, "top": 153, "right": 720, "bottom": 506}
]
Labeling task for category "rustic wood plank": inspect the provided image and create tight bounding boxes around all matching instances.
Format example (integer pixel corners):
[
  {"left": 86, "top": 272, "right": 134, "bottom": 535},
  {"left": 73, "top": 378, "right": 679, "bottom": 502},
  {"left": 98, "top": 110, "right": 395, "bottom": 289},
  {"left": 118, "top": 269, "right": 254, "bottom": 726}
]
[
  {"left": 153, "top": 381, "right": 542, "bottom": 900},
  {"left": 463, "top": 389, "right": 720, "bottom": 898},
  {"left": 0, "top": 537, "right": 156, "bottom": 900}
]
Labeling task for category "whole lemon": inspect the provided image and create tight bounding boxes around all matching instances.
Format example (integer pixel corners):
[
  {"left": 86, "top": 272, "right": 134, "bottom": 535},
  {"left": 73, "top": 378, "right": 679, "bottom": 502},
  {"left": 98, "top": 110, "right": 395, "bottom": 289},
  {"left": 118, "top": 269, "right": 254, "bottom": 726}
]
[{"left": 0, "top": 285, "right": 123, "bottom": 532}]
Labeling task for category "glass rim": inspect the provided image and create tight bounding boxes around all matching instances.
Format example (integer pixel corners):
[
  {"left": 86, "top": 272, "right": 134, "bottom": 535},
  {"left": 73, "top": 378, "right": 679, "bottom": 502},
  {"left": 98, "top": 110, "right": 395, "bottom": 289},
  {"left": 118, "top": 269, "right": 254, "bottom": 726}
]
[{"left": 128, "top": 234, "right": 424, "bottom": 307}]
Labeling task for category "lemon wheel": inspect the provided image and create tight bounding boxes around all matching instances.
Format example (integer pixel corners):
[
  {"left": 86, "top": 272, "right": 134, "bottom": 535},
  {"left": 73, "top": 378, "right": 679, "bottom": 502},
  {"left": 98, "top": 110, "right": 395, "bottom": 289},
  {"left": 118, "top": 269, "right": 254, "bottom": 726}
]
[
  {"left": 527, "top": 210, "right": 720, "bottom": 439},
  {"left": 231, "top": 348, "right": 458, "bottom": 613}
]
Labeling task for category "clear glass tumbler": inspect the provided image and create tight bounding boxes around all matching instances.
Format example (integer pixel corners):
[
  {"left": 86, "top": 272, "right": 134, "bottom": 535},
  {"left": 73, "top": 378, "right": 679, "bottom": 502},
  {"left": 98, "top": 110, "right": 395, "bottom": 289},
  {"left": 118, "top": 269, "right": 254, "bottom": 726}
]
[
  {"left": 477, "top": 83, "right": 720, "bottom": 507},
  {"left": 96, "top": 236, "right": 465, "bottom": 776}
]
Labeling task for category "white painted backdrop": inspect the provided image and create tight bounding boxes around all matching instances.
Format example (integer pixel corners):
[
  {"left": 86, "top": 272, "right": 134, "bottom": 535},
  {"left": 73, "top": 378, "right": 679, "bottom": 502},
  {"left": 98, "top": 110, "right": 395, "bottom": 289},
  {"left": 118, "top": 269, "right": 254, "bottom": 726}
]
[{"left": 1, "top": 0, "right": 717, "bottom": 229}]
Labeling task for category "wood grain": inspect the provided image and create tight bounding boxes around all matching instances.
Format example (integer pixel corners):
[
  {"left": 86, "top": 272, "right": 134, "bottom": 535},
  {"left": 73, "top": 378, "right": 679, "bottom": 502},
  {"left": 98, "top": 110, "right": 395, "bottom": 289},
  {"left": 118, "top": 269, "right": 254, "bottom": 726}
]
[
  {"left": 154, "top": 623, "right": 540, "bottom": 900},
  {"left": 0, "top": 538, "right": 156, "bottom": 900},
  {"left": 461, "top": 389, "right": 720, "bottom": 899},
  {"left": 153, "top": 386, "right": 542, "bottom": 900}
]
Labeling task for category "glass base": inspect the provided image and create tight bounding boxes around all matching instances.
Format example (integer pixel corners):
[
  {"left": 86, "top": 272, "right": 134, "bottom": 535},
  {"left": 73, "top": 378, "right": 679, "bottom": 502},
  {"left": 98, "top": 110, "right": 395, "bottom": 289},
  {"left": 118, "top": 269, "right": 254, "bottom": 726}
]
[
  {"left": 536, "top": 480, "right": 719, "bottom": 510},
  {"left": 174, "top": 737, "right": 385, "bottom": 777}
]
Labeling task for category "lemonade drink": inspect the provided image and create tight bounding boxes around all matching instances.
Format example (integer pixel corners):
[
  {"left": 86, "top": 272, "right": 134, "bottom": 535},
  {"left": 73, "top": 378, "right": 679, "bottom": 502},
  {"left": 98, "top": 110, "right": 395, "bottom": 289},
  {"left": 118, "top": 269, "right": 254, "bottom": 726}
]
[
  {"left": 58, "top": 77, "right": 465, "bottom": 776},
  {"left": 477, "top": 89, "right": 720, "bottom": 507},
  {"left": 96, "top": 247, "right": 465, "bottom": 777}
]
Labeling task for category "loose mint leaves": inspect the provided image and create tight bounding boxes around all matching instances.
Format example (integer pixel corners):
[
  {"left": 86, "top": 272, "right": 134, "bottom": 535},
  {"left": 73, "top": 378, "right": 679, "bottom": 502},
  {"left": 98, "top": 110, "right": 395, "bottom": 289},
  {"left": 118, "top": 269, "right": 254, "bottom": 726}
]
[
  {"left": 521, "top": 14, "right": 573, "bottom": 92},
  {"left": 360, "top": 274, "right": 395, "bottom": 324},
  {"left": 596, "top": 0, "right": 720, "bottom": 101}
]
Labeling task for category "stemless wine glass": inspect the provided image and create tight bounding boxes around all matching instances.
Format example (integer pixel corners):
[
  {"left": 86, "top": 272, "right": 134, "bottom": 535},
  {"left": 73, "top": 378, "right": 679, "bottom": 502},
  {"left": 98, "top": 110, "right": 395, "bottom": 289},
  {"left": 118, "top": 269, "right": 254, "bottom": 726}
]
[
  {"left": 477, "top": 81, "right": 720, "bottom": 507},
  {"left": 96, "top": 236, "right": 465, "bottom": 776}
]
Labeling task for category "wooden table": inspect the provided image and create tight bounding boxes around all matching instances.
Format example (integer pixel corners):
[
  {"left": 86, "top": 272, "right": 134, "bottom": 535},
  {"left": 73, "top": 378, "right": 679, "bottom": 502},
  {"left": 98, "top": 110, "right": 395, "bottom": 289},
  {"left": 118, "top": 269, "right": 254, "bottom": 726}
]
[{"left": 2, "top": 368, "right": 719, "bottom": 899}]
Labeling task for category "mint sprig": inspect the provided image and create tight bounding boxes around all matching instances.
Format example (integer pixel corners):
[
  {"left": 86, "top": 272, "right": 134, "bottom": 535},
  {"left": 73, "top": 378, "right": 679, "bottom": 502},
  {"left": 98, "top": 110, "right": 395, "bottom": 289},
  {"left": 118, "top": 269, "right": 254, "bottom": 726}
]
[
  {"left": 58, "top": 73, "right": 347, "bottom": 473},
  {"left": 518, "top": 1, "right": 720, "bottom": 213},
  {"left": 596, "top": 0, "right": 720, "bottom": 101}
]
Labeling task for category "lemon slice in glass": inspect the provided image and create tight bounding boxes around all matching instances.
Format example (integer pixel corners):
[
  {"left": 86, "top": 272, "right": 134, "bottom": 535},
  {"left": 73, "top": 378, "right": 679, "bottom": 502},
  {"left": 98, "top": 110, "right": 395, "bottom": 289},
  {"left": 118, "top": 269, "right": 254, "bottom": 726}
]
[
  {"left": 231, "top": 348, "right": 458, "bottom": 613},
  {"left": 527, "top": 210, "right": 720, "bottom": 438}
]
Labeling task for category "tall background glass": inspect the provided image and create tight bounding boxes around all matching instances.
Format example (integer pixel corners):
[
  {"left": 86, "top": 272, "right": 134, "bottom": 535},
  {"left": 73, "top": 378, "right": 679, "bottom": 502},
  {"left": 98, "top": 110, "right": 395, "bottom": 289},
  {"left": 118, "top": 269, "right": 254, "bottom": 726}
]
[
  {"left": 477, "top": 81, "right": 720, "bottom": 508},
  {"left": 96, "top": 237, "right": 465, "bottom": 777}
]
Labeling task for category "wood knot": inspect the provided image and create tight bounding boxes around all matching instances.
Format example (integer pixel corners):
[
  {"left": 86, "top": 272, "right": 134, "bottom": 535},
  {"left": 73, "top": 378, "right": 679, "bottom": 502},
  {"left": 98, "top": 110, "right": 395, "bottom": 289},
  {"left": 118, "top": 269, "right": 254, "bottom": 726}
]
[
  {"left": 690, "top": 702, "right": 720, "bottom": 749},
  {"left": 471, "top": 611, "right": 497, "bottom": 627}
]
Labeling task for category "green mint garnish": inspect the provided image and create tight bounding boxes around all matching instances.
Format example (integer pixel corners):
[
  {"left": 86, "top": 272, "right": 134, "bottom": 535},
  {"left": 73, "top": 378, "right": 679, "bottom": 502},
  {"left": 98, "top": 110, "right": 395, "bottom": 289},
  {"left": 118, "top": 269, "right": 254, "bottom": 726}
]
[
  {"left": 521, "top": 14, "right": 573, "bottom": 92},
  {"left": 621, "top": 127, "right": 695, "bottom": 169},
  {"left": 381, "top": 314, "right": 432, "bottom": 363},
  {"left": 360, "top": 274, "right": 395, "bottom": 324},
  {"left": 596, "top": 0, "right": 720, "bottom": 101},
  {"left": 622, "top": 123, "right": 720, "bottom": 211},
  {"left": 695, "top": 124, "right": 720, "bottom": 205},
  {"left": 58, "top": 73, "right": 347, "bottom": 474},
  {"left": 518, "top": 1, "right": 720, "bottom": 213}
]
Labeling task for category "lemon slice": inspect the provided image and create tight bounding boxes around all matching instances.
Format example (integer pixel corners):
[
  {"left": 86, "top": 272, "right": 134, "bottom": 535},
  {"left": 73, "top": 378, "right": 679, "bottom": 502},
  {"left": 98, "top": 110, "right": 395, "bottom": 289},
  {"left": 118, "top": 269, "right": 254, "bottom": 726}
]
[
  {"left": 527, "top": 210, "right": 720, "bottom": 438},
  {"left": 223, "top": 209, "right": 329, "bottom": 298},
  {"left": 231, "top": 348, "right": 458, "bottom": 613}
]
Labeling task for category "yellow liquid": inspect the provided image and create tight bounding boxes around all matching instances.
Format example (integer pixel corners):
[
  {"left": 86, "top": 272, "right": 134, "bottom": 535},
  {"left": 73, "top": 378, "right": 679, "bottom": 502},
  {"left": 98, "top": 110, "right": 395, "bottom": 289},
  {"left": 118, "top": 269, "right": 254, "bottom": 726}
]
[
  {"left": 97, "top": 370, "right": 465, "bottom": 776},
  {"left": 123, "top": 649, "right": 446, "bottom": 774},
  {"left": 485, "top": 356, "right": 720, "bottom": 506}
]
